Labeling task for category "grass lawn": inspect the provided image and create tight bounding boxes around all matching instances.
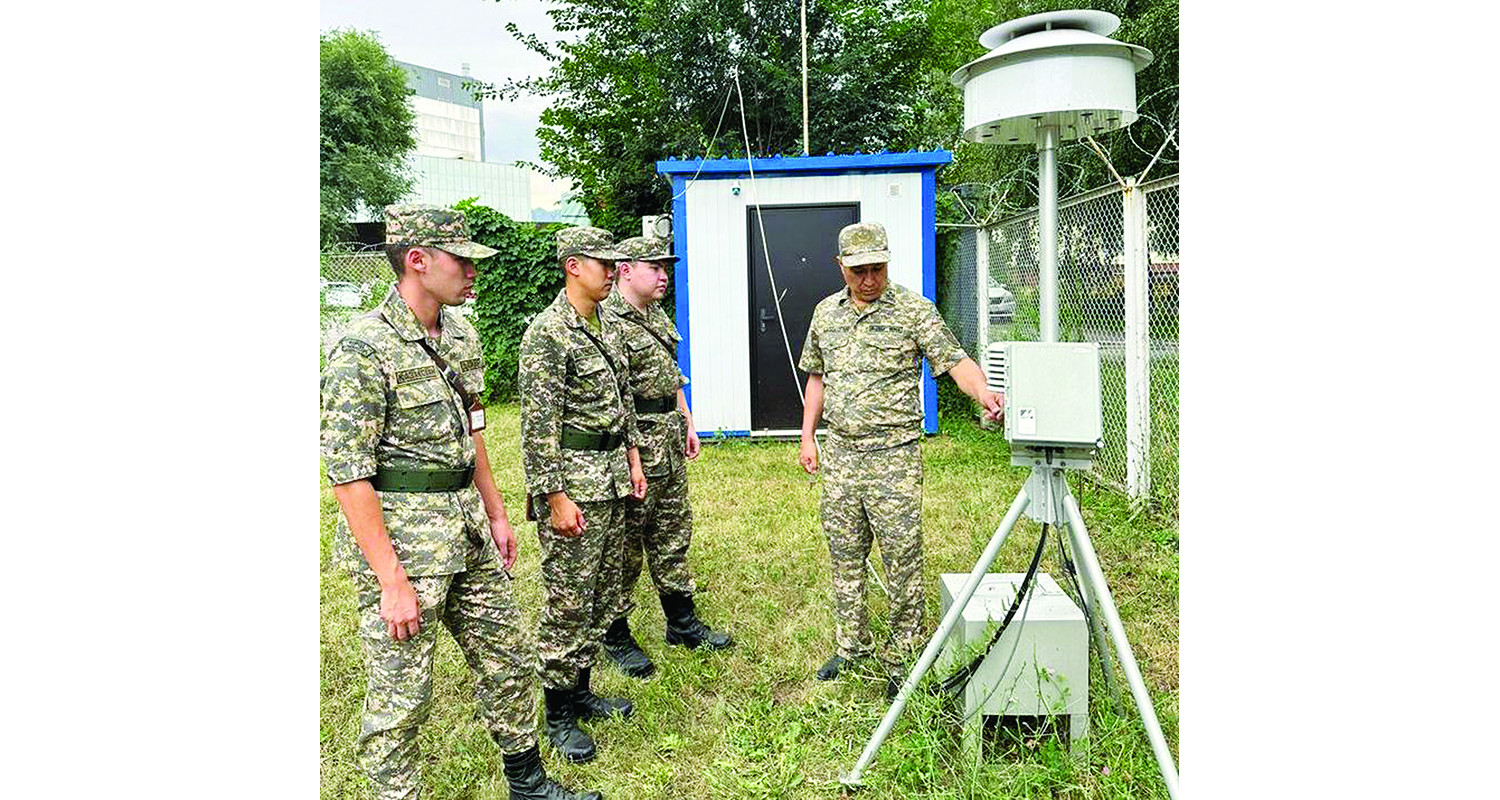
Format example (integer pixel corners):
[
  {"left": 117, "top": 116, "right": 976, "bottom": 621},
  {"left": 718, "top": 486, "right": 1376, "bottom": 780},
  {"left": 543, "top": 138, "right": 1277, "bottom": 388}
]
[{"left": 321, "top": 404, "right": 1179, "bottom": 799}]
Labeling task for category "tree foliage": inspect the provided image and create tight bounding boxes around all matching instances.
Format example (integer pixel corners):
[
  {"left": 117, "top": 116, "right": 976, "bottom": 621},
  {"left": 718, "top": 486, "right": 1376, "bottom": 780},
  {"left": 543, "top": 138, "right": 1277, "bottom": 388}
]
[
  {"left": 320, "top": 29, "right": 418, "bottom": 246},
  {"left": 490, "top": 0, "right": 1176, "bottom": 233},
  {"left": 488, "top": 0, "right": 964, "bottom": 236}
]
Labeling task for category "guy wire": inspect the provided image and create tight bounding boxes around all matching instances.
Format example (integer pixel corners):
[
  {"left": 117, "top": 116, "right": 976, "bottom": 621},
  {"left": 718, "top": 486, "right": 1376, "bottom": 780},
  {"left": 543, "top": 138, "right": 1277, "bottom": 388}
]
[{"left": 731, "top": 69, "right": 886, "bottom": 596}]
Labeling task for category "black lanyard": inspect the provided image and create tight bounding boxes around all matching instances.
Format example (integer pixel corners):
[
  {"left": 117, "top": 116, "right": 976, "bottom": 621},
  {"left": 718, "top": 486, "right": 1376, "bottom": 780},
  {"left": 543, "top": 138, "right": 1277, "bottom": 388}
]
[{"left": 376, "top": 310, "right": 483, "bottom": 436}]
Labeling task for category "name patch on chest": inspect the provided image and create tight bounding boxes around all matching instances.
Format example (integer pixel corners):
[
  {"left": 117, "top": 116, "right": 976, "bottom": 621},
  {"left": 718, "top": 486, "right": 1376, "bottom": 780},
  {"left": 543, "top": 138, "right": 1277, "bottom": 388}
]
[
  {"left": 395, "top": 366, "right": 439, "bottom": 385},
  {"left": 459, "top": 357, "right": 483, "bottom": 373}
]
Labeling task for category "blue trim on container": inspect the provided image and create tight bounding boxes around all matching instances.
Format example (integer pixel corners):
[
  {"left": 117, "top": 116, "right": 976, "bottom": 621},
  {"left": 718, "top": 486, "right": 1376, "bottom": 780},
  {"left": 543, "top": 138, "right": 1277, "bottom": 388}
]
[
  {"left": 657, "top": 150, "right": 952, "bottom": 177},
  {"left": 664, "top": 168, "right": 936, "bottom": 181},
  {"left": 700, "top": 430, "right": 752, "bottom": 439},
  {"left": 921, "top": 168, "right": 939, "bottom": 434},
  {"left": 672, "top": 176, "right": 692, "bottom": 411}
]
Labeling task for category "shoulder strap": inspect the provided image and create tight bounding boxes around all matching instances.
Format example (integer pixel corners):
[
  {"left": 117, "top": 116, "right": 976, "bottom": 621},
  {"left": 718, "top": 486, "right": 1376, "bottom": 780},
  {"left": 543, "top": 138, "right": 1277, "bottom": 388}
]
[
  {"left": 414, "top": 337, "right": 479, "bottom": 412},
  {"left": 623, "top": 314, "right": 677, "bottom": 360},
  {"left": 375, "top": 312, "right": 480, "bottom": 413}
]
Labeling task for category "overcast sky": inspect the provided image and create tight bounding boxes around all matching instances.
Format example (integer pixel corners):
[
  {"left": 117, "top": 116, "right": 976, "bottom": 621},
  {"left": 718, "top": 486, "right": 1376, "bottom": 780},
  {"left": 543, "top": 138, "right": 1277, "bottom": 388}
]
[{"left": 320, "top": 0, "right": 571, "bottom": 206}]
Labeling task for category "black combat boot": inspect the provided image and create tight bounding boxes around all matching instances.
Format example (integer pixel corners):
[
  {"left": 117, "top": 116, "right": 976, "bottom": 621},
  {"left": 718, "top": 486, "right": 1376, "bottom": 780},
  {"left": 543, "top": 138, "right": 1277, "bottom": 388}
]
[
  {"left": 816, "top": 654, "right": 848, "bottom": 681},
  {"left": 602, "top": 616, "right": 656, "bottom": 679},
  {"left": 500, "top": 742, "right": 604, "bottom": 800},
  {"left": 543, "top": 686, "right": 596, "bottom": 763},
  {"left": 573, "top": 666, "right": 634, "bottom": 721},
  {"left": 660, "top": 591, "right": 734, "bottom": 650}
]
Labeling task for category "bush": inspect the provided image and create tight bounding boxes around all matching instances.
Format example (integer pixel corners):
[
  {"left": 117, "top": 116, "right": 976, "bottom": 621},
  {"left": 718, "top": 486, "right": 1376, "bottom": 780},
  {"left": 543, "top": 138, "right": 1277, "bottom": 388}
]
[{"left": 455, "top": 199, "right": 565, "bottom": 403}]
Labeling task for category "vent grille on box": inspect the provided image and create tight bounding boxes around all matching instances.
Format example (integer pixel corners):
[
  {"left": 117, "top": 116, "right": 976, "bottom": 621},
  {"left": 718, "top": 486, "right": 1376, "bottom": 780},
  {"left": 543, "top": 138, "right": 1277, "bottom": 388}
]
[{"left": 984, "top": 341, "right": 1007, "bottom": 394}]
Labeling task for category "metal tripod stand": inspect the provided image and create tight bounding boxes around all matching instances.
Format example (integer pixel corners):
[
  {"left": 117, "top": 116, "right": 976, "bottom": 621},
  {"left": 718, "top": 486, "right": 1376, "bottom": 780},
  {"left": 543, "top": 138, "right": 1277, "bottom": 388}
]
[{"left": 840, "top": 464, "right": 1180, "bottom": 799}]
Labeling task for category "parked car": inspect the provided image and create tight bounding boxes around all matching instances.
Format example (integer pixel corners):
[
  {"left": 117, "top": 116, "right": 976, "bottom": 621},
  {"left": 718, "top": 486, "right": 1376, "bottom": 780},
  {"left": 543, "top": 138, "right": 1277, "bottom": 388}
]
[
  {"left": 988, "top": 284, "right": 1016, "bottom": 324},
  {"left": 322, "top": 280, "right": 365, "bottom": 309}
]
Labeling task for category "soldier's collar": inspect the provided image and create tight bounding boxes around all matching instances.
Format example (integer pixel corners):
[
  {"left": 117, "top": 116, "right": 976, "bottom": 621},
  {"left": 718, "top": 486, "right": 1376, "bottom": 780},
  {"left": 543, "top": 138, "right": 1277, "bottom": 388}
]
[
  {"left": 379, "top": 285, "right": 429, "bottom": 342},
  {"left": 439, "top": 306, "right": 468, "bottom": 338},
  {"left": 838, "top": 286, "right": 890, "bottom": 314},
  {"left": 555, "top": 288, "right": 604, "bottom": 330},
  {"left": 607, "top": 290, "right": 657, "bottom": 321}
]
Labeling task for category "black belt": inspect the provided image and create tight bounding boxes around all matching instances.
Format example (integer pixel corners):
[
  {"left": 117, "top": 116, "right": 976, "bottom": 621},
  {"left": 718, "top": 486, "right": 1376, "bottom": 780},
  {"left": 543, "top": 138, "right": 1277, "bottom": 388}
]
[
  {"left": 633, "top": 395, "right": 675, "bottom": 414},
  {"left": 561, "top": 426, "right": 624, "bottom": 451},
  {"left": 371, "top": 466, "right": 475, "bottom": 493}
]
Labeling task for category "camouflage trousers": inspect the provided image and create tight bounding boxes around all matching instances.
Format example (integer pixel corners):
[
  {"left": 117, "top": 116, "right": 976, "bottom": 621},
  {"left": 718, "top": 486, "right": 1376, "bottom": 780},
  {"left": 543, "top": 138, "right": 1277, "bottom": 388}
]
[
  {"left": 534, "top": 496, "right": 627, "bottom": 689},
  {"left": 616, "top": 465, "right": 697, "bottom": 618},
  {"left": 352, "top": 568, "right": 538, "bottom": 800},
  {"left": 820, "top": 436, "right": 926, "bottom": 667}
]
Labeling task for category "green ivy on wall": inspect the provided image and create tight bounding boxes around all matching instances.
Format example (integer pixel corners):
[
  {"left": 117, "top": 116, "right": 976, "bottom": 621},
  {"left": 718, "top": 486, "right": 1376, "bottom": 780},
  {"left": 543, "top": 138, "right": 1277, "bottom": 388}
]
[{"left": 454, "top": 199, "right": 565, "bottom": 403}]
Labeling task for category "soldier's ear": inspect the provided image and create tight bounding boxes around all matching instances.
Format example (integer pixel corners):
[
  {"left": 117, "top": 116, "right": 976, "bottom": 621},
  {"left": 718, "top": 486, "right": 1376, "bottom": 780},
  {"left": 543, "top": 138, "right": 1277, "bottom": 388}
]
[{"left": 405, "top": 246, "right": 432, "bottom": 276}]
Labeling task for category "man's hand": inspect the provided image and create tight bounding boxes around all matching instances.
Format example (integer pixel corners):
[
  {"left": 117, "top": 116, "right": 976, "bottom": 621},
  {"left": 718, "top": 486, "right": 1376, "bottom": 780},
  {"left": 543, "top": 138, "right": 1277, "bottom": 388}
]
[
  {"left": 685, "top": 427, "right": 701, "bottom": 461},
  {"left": 799, "top": 437, "right": 819, "bottom": 474},
  {"left": 978, "top": 389, "right": 1005, "bottom": 422},
  {"left": 630, "top": 464, "right": 648, "bottom": 499},
  {"left": 547, "top": 492, "right": 586, "bottom": 537},
  {"left": 381, "top": 575, "right": 422, "bottom": 641},
  {"left": 627, "top": 446, "right": 648, "bottom": 499},
  {"left": 488, "top": 515, "right": 518, "bottom": 570}
]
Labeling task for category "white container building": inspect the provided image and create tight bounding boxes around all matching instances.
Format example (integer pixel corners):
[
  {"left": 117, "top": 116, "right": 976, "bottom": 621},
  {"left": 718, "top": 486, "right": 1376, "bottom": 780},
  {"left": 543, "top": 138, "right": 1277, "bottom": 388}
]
[{"left": 656, "top": 150, "right": 953, "bottom": 438}]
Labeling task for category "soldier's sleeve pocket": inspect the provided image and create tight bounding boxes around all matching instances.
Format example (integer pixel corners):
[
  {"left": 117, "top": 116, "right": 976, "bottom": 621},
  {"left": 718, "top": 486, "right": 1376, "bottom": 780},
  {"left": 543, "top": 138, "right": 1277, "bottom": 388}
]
[{"left": 395, "top": 377, "right": 448, "bottom": 409}]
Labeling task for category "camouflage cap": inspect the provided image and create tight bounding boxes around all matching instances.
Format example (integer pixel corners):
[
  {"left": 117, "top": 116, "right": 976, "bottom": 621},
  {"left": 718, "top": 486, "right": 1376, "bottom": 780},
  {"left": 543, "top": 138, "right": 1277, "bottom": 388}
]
[
  {"left": 383, "top": 204, "right": 498, "bottom": 260},
  {"left": 556, "top": 226, "right": 628, "bottom": 262},
  {"left": 615, "top": 236, "right": 679, "bottom": 263},
  {"left": 837, "top": 222, "right": 891, "bottom": 267}
]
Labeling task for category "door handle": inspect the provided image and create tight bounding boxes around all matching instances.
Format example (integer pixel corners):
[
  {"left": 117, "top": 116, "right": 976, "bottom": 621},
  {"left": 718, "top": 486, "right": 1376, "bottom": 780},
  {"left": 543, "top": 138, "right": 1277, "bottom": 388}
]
[{"left": 759, "top": 307, "right": 776, "bottom": 333}]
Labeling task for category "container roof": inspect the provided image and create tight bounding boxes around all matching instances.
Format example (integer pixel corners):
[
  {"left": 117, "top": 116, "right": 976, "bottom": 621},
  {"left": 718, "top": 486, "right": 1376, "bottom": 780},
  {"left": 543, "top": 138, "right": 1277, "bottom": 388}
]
[{"left": 657, "top": 149, "right": 952, "bottom": 176}]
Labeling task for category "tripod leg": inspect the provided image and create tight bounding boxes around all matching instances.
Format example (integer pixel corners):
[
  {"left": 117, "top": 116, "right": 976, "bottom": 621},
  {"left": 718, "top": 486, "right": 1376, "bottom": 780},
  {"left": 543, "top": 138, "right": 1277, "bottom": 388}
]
[
  {"left": 1058, "top": 474, "right": 1179, "bottom": 800},
  {"left": 1062, "top": 534, "right": 1123, "bottom": 714},
  {"left": 840, "top": 482, "right": 1033, "bottom": 788}
]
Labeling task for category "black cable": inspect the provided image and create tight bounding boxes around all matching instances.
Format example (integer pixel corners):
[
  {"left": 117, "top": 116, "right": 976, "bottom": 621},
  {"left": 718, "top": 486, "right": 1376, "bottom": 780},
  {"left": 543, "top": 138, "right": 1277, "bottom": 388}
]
[
  {"left": 936, "top": 523, "right": 1049, "bottom": 697},
  {"left": 1054, "top": 533, "right": 1094, "bottom": 641}
]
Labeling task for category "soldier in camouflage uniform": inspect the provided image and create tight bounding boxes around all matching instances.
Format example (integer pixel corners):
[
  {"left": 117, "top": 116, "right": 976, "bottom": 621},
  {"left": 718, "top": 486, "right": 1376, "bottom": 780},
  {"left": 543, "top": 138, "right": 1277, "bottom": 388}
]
[
  {"left": 322, "top": 205, "right": 601, "bottom": 800},
  {"left": 797, "top": 221, "right": 1004, "bottom": 687},
  {"left": 518, "top": 226, "right": 648, "bottom": 764},
  {"left": 597, "top": 236, "right": 733, "bottom": 680}
]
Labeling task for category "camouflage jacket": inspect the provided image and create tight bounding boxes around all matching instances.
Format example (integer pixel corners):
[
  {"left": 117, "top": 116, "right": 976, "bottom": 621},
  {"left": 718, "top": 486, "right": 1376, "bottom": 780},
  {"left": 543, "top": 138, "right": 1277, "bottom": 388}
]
[
  {"left": 518, "top": 289, "right": 642, "bottom": 505},
  {"left": 320, "top": 286, "right": 494, "bottom": 577},
  {"left": 798, "top": 282, "right": 968, "bottom": 450},
  {"left": 600, "top": 291, "right": 688, "bottom": 477}
]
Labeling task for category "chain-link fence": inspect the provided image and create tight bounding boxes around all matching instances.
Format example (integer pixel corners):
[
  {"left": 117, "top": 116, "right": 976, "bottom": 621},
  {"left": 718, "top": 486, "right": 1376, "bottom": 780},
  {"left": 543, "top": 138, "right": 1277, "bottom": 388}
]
[
  {"left": 319, "top": 244, "right": 480, "bottom": 359},
  {"left": 940, "top": 227, "right": 981, "bottom": 356},
  {"left": 320, "top": 245, "right": 394, "bottom": 357},
  {"left": 939, "top": 175, "right": 1179, "bottom": 510}
]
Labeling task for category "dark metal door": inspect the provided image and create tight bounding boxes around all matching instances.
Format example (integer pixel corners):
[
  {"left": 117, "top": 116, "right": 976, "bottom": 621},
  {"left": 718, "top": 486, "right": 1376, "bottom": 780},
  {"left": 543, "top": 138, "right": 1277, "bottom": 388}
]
[{"left": 748, "top": 203, "right": 858, "bottom": 431}]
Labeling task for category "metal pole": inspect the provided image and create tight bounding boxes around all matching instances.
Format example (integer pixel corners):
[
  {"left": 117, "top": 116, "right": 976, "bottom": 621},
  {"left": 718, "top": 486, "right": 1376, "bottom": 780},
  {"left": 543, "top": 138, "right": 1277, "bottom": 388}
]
[
  {"left": 800, "top": 0, "right": 809, "bottom": 155},
  {"left": 976, "top": 226, "right": 990, "bottom": 354},
  {"left": 1058, "top": 473, "right": 1179, "bottom": 799},
  {"left": 840, "top": 482, "right": 1033, "bottom": 787},
  {"left": 1122, "top": 177, "right": 1150, "bottom": 498},
  {"left": 1037, "top": 125, "right": 1059, "bottom": 343}
]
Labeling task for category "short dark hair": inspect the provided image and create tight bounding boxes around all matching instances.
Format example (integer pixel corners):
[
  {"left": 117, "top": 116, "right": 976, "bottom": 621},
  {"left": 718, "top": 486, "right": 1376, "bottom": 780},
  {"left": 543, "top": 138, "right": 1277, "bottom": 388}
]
[{"left": 385, "top": 244, "right": 438, "bottom": 278}]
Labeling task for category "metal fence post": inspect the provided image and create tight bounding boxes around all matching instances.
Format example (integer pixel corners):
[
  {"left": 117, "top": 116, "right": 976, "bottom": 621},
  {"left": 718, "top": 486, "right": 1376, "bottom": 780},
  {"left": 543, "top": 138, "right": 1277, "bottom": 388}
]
[
  {"left": 976, "top": 226, "right": 990, "bottom": 353},
  {"left": 1122, "top": 177, "right": 1151, "bottom": 499}
]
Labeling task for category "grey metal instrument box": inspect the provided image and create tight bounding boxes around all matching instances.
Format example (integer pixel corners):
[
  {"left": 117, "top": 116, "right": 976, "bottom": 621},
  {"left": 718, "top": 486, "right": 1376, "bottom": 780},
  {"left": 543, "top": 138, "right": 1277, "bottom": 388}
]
[{"left": 1001, "top": 342, "right": 1103, "bottom": 449}]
